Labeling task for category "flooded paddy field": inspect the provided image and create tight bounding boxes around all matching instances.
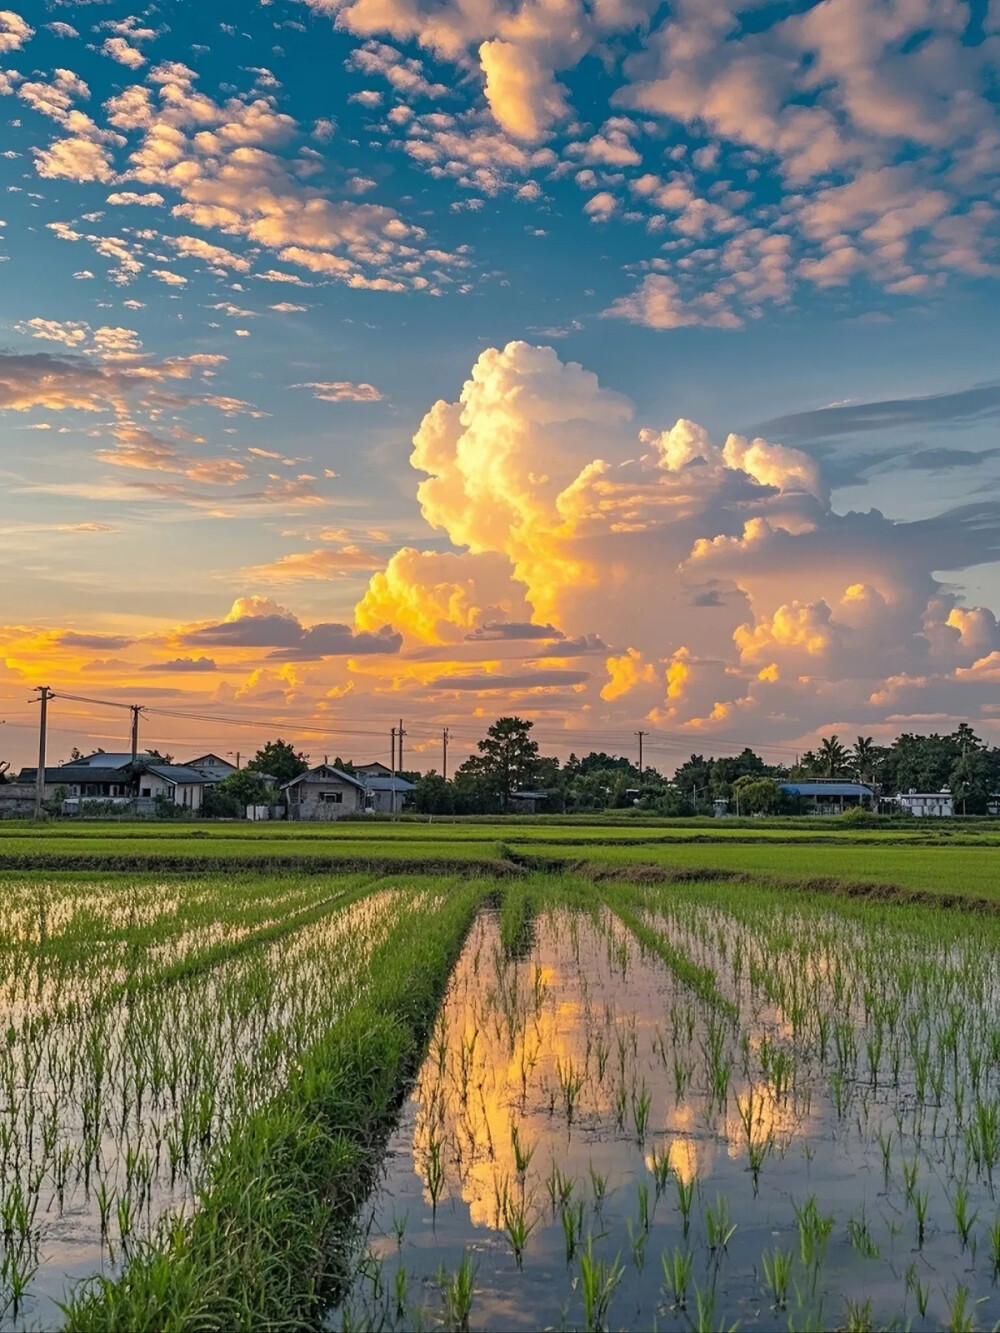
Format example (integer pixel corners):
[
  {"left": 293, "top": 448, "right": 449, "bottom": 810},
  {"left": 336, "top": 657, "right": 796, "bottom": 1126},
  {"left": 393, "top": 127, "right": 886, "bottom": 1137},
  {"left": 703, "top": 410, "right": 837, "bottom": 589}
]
[
  {"left": 333, "top": 884, "right": 1000, "bottom": 1331},
  {"left": 0, "top": 870, "right": 455, "bottom": 1330},
  {"left": 4, "top": 858, "right": 1000, "bottom": 1330}
]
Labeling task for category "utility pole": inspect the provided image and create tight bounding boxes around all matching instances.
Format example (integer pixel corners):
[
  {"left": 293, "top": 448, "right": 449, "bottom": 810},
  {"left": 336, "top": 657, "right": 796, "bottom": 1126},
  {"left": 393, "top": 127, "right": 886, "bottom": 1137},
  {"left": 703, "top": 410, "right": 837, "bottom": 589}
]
[
  {"left": 228, "top": 751, "right": 241, "bottom": 770},
  {"left": 34, "top": 686, "right": 52, "bottom": 820},
  {"left": 395, "top": 719, "right": 406, "bottom": 819},
  {"left": 129, "top": 704, "right": 143, "bottom": 766},
  {"left": 390, "top": 726, "right": 397, "bottom": 816},
  {"left": 442, "top": 726, "right": 450, "bottom": 780},
  {"left": 635, "top": 730, "right": 648, "bottom": 777}
]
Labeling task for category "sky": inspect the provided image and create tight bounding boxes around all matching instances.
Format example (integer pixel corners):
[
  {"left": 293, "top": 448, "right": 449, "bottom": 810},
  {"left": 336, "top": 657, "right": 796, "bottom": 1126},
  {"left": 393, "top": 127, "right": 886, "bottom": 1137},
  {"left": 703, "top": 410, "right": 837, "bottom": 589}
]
[{"left": 1, "top": 0, "right": 1000, "bottom": 774}]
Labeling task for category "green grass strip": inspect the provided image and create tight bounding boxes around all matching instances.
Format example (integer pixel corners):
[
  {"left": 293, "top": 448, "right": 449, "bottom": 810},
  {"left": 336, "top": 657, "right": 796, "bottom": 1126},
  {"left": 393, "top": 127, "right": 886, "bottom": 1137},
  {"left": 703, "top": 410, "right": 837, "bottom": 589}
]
[
  {"left": 61, "top": 881, "right": 487, "bottom": 1332},
  {"left": 600, "top": 884, "right": 737, "bottom": 1019}
]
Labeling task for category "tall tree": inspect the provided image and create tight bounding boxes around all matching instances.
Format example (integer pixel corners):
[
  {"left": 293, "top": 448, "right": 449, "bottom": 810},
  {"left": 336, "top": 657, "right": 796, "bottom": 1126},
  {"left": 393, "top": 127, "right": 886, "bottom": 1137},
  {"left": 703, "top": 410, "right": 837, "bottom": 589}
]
[
  {"left": 850, "top": 736, "right": 883, "bottom": 785},
  {"left": 817, "top": 735, "right": 849, "bottom": 777},
  {"left": 246, "top": 740, "right": 309, "bottom": 785},
  {"left": 458, "top": 716, "right": 541, "bottom": 812}
]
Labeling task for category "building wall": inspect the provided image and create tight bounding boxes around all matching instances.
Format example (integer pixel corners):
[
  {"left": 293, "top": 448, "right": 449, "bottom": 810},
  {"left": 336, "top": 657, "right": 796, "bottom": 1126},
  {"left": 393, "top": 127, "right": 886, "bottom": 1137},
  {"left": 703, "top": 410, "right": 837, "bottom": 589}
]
[
  {"left": 900, "top": 795, "right": 954, "bottom": 817},
  {"left": 287, "top": 777, "right": 365, "bottom": 820}
]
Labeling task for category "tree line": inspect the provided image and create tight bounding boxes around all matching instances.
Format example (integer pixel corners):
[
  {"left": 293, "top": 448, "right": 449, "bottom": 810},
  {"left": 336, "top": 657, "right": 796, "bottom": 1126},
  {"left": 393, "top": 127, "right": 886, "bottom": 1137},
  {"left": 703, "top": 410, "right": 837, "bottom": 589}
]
[{"left": 405, "top": 718, "right": 1000, "bottom": 816}]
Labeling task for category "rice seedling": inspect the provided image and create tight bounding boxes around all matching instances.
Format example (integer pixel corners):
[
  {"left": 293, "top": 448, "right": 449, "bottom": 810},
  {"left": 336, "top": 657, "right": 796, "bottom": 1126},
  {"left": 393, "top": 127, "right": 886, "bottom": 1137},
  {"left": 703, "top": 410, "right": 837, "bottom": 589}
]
[
  {"left": 437, "top": 1252, "right": 476, "bottom": 1332},
  {"left": 661, "top": 1245, "right": 693, "bottom": 1310},
  {"left": 763, "top": 1246, "right": 793, "bottom": 1309},
  {"left": 578, "top": 1236, "right": 625, "bottom": 1333}
]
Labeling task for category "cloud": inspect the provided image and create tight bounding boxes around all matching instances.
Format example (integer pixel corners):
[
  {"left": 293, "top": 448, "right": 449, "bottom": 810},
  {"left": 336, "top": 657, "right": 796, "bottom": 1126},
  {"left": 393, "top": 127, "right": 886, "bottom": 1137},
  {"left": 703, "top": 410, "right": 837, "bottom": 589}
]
[
  {"left": 756, "top": 383, "right": 1000, "bottom": 441},
  {"left": 244, "top": 545, "right": 385, "bottom": 582},
  {"left": 429, "top": 668, "right": 590, "bottom": 690},
  {"left": 465, "top": 621, "right": 564, "bottom": 641},
  {"left": 291, "top": 380, "right": 383, "bottom": 402},
  {"left": 604, "top": 274, "right": 742, "bottom": 330},
  {"left": 182, "top": 598, "right": 402, "bottom": 658},
  {"left": 143, "top": 656, "right": 217, "bottom": 672},
  {"left": 352, "top": 340, "right": 1000, "bottom": 739},
  {"left": 0, "top": 10, "right": 32, "bottom": 54},
  {"left": 53, "top": 630, "right": 135, "bottom": 650}
]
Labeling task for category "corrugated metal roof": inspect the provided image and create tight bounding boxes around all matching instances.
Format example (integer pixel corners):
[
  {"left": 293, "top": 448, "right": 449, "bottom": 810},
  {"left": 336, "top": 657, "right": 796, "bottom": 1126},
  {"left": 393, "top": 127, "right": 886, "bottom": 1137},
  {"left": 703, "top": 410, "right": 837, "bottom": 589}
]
[
  {"left": 780, "top": 782, "right": 873, "bottom": 796},
  {"left": 364, "top": 776, "right": 416, "bottom": 791},
  {"left": 146, "top": 765, "right": 211, "bottom": 784}
]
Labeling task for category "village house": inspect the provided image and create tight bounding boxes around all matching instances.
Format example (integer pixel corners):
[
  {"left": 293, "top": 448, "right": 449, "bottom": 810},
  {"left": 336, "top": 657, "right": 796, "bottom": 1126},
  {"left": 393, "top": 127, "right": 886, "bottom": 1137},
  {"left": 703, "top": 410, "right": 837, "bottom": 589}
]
[
  {"left": 282, "top": 764, "right": 367, "bottom": 820},
  {"left": 16, "top": 752, "right": 210, "bottom": 813},
  {"left": 779, "top": 780, "right": 875, "bottom": 814},
  {"left": 184, "top": 754, "right": 239, "bottom": 783}
]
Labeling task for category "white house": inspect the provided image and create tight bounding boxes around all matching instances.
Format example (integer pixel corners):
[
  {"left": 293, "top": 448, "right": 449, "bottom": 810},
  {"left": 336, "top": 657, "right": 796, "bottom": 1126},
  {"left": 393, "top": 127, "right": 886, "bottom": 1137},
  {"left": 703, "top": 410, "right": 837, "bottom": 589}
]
[
  {"left": 898, "top": 789, "right": 955, "bottom": 818},
  {"left": 135, "top": 765, "right": 210, "bottom": 811},
  {"left": 19, "top": 752, "right": 210, "bottom": 812}
]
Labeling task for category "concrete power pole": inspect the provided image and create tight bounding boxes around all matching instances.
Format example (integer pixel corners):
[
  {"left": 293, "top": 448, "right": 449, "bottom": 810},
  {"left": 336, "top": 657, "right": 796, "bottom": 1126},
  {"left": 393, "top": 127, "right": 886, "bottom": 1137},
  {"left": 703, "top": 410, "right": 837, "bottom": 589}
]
[
  {"left": 635, "top": 730, "right": 648, "bottom": 776},
  {"left": 130, "top": 704, "right": 142, "bottom": 766},
  {"left": 390, "top": 726, "right": 397, "bottom": 816},
  {"left": 34, "top": 686, "right": 52, "bottom": 820},
  {"left": 396, "top": 719, "right": 406, "bottom": 818},
  {"left": 442, "top": 726, "right": 450, "bottom": 780}
]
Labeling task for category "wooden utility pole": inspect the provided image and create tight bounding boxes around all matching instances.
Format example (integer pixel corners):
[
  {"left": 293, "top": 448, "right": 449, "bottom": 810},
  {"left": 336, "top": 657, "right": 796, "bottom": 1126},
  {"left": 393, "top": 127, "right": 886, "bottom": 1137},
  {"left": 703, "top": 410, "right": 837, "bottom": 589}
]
[
  {"left": 442, "top": 726, "right": 450, "bottom": 780},
  {"left": 390, "top": 726, "right": 396, "bottom": 775},
  {"left": 635, "top": 730, "right": 648, "bottom": 776},
  {"left": 397, "top": 718, "right": 405, "bottom": 774},
  {"left": 34, "top": 686, "right": 52, "bottom": 820}
]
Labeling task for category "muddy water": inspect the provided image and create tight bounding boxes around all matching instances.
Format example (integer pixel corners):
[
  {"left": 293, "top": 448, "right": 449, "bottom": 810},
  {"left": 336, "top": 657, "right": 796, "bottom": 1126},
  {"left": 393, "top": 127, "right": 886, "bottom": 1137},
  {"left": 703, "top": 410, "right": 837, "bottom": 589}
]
[{"left": 331, "top": 906, "right": 1000, "bottom": 1331}]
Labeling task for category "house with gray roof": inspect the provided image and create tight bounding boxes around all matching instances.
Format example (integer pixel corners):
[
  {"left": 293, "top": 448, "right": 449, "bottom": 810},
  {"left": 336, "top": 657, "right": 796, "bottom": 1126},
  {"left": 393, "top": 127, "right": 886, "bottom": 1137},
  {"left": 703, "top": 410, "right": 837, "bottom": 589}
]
[{"left": 282, "top": 764, "right": 367, "bottom": 820}]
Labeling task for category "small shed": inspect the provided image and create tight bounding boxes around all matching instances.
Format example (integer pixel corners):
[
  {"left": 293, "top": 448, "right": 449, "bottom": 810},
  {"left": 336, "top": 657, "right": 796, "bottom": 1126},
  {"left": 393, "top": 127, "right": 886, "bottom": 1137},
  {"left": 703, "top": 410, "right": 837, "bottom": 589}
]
[
  {"left": 283, "top": 765, "right": 367, "bottom": 821},
  {"left": 363, "top": 775, "right": 416, "bottom": 814},
  {"left": 507, "top": 790, "right": 550, "bottom": 815}
]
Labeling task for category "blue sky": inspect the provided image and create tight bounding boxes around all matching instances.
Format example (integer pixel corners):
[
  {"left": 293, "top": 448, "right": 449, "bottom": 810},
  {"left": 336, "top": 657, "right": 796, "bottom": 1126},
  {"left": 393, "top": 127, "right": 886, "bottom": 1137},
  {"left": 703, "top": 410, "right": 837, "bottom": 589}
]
[{"left": 1, "top": 0, "right": 999, "bottom": 768}]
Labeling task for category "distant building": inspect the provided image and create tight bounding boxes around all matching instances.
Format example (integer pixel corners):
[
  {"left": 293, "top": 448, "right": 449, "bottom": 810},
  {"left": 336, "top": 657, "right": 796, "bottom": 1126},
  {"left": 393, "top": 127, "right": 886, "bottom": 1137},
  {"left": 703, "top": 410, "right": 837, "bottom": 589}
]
[
  {"left": 779, "top": 781, "right": 874, "bottom": 814},
  {"left": 363, "top": 774, "right": 416, "bottom": 813},
  {"left": 282, "top": 764, "right": 367, "bottom": 820},
  {"left": 507, "top": 790, "right": 550, "bottom": 815},
  {"left": 354, "top": 761, "right": 393, "bottom": 778},
  {"left": 17, "top": 752, "right": 210, "bottom": 812},
  {"left": 897, "top": 789, "right": 954, "bottom": 818},
  {"left": 184, "top": 754, "right": 238, "bottom": 783}
]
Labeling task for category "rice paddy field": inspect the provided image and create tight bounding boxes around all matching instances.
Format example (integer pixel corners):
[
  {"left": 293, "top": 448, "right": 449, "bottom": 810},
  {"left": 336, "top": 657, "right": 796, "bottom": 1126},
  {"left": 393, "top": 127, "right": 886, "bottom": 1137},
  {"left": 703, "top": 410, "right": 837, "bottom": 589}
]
[{"left": 2, "top": 817, "right": 1000, "bottom": 1329}]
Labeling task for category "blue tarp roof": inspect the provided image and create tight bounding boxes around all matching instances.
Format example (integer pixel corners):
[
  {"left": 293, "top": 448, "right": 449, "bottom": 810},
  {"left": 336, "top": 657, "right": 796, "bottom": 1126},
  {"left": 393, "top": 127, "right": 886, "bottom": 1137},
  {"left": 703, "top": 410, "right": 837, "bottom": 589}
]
[{"left": 780, "top": 782, "right": 873, "bottom": 796}]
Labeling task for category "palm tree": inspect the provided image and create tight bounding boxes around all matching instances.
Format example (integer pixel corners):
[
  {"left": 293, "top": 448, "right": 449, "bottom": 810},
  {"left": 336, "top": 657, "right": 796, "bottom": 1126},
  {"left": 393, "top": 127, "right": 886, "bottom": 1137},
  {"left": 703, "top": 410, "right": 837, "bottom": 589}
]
[
  {"left": 851, "top": 736, "right": 878, "bottom": 784},
  {"left": 817, "top": 735, "right": 849, "bottom": 778}
]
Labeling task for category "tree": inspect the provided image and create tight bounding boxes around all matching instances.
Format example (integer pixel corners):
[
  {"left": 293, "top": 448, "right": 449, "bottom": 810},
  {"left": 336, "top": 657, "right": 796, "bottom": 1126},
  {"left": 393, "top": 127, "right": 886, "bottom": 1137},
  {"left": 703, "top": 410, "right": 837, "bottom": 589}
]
[
  {"left": 817, "top": 735, "right": 849, "bottom": 777},
  {"left": 458, "top": 716, "right": 541, "bottom": 812},
  {"left": 412, "top": 772, "right": 455, "bottom": 815},
  {"left": 246, "top": 740, "right": 309, "bottom": 785},
  {"left": 732, "top": 775, "right": 783, "bottom": 815},
  {"left": 210, "top": 769, "right": 273, "bottom": 815},
  {"left": 950, "top": 750, "right": 991, "bottom": 815}
]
